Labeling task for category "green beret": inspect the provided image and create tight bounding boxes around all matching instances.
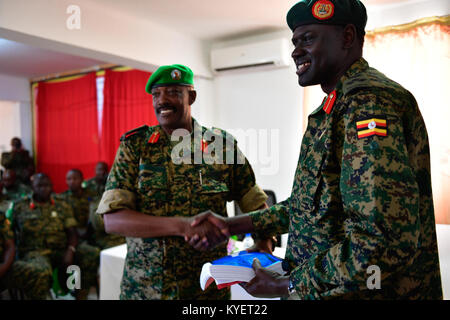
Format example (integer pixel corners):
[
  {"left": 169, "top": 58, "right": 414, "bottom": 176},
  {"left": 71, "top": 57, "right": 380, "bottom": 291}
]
[
  {"left": 145, "top": 64, "right": 194, "bottom": 93},
  {"left": 287, "top": 0, "right": 367, "bottom": 35}
]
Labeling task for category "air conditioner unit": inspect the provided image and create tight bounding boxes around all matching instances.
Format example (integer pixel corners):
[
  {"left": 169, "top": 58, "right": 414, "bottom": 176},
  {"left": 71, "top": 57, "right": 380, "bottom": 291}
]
[{"left": 210, "top": 38, "right": 291, "bottom": 73}]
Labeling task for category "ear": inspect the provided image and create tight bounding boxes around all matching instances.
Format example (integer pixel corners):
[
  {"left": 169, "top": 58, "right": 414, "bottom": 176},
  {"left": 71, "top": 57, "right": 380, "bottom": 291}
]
[
  {"left": 188, "top": 89, "right": 197, "bottom": 105},
  {"left": 342, "top": 24, "right": 357, "bottom": 49}
]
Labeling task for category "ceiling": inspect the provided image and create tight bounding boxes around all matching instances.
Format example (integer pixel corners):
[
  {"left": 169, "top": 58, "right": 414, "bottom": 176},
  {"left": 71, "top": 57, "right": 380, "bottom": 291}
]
[
  {"left": 97, "top": 0, "right": 411, "bottom": 41},
  {"left": 0, "top": 0, "right": 415, "bottom": 79}
]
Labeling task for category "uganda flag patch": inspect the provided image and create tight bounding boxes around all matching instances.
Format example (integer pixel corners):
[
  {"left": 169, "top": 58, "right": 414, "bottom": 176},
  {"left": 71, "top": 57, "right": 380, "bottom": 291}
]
[{"left": 356, "top": 116, "right": 387, "bottom": 139}]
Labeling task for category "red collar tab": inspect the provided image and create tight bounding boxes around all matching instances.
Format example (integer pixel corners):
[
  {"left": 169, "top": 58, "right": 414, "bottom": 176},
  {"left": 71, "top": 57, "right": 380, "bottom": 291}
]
[
  {"left": 201, "top": 139, "right": 208, "bottom": 153},
  {"left": 323, "top": 90, "right": 337, "bottom": 115},
  {"left": 148, "top": 132, "right": 160, "bottom": 144}
]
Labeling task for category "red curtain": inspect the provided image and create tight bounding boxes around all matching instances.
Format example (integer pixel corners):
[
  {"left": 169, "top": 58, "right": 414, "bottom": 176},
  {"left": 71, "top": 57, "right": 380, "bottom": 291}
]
[
  {"left": 100, "top": 69, "right": 157, "bottom": 166},
  {"left": 36, "top": 73, "right": 99, "bottom": 193}
]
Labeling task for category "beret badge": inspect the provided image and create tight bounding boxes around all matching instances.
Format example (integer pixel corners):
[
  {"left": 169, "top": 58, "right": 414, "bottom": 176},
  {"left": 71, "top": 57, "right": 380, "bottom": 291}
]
[
  {"left": 171, "top": 69, "right": 182, "bottom": 80},
  {"left": 312, "top": 0, "right": 334, "bottom": 20}
]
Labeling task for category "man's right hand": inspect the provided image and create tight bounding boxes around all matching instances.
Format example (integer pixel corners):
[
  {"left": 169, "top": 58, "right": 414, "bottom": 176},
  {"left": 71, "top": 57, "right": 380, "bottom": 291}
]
[{"left": 184, "top": 211, "right": 230, "bottom": 251}]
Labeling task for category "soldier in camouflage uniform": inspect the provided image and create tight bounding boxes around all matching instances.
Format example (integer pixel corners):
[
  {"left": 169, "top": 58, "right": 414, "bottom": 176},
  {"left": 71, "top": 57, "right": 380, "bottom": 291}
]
[
  {"left": 87, "top": 198, "right": 125, "bottom": 250},
  {"left": 96, "top": 64, "right": 269, "bottom": 300},
  {"left": 56, "top": 169, "right": 101, "bottom": 298},
  {"left": 82, "top": 162, "right": 109, "bottom": 199},
  {"left": 189, "top": 0, "right": 442, "bottom": 300},
  {"left": 7, "top": 173, "right": 79, "bottom": 299},
  {"left": 1, "top": 169, "right": 32, "bottom": 201},
  {"left": 1, "top": 137, "right": 34, "bottom": 185},
  {"left": 0, "top": 210, "right": 15, "bottom": 293}
]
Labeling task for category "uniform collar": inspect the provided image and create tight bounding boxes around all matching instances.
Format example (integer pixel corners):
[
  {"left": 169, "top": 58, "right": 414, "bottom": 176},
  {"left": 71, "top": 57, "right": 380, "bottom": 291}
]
[
  {"left": 311, "top": 58, "right": 369, "bottom": 117},
  {"left": 149, "top": 118, "right": 207, "bottom": 145}
]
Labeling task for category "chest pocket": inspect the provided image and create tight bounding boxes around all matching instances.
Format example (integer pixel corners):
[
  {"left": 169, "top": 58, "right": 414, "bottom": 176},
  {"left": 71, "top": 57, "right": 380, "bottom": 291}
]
[
  {"left": 20, "top": 215, "right": 43, "bottom": 247},
  {"left": 193, "top": 178, "right": 230, "bottom": 215},
  {"left": 137, "top": 164, "right": 169, "bottom": 215}
]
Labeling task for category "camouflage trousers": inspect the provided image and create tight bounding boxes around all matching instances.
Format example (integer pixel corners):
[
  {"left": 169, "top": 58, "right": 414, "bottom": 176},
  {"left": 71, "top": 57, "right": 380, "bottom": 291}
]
[
  {"left": 2, "top": 251, "right": 60, "bottom": 299},
  {"left": 75, "top": 241, "right": 101, "bottom": 290},
  {"left": 1, "top": 242, "right": 100, "bottom": 300}
]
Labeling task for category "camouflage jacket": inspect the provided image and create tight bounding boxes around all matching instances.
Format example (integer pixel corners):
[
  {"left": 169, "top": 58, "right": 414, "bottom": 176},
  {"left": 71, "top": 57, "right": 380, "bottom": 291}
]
[
  {"left": 1, "top": 150, "right": 34, "bottom": 183},
  {"left": 1, "top": 183, "right": 32, "bottom": 201},
  {"left": 251, "top": 58, "right": 442, "bottom": 300},
  {"left": 56, "top": 189, "right": 96, "bottom": 228},
  {"left": 97, "top": 118, "right": 267, "bottom": 299},
  {"left": 0, "top": 210, "right": 14, "bottom": 260},
  {"left": 82, "top": 177, "right": 106, "bottom": 199},
  {"left": 88, "top": 198, "right": 125, "bottom": 250},
  {"left": 11, "top": 196, "right": 78, "bottom": 257}
]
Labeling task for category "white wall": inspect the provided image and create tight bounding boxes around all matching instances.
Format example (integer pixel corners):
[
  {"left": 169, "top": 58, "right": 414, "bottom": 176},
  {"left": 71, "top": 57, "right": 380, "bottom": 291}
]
[
  {"left": 0, "top": 73, "right": 32, "bottom": 158},
  {"left": 209, "top": 31, "right": 302, "bottom": 202}
]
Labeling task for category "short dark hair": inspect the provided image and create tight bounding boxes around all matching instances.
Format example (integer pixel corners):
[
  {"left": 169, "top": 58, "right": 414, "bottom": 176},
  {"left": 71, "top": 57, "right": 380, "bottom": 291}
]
[{"left": 68, "top": 168, "right": 83, "bottom": 179}]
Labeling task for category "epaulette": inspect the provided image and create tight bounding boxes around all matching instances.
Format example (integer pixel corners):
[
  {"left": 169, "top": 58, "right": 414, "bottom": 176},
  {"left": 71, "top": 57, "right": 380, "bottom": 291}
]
[
  {"left": 211, "top": 127, "right": 236, "bottom": 144},
  {"left": 120, "top": 125, "right": 149, "bottom": 141}
]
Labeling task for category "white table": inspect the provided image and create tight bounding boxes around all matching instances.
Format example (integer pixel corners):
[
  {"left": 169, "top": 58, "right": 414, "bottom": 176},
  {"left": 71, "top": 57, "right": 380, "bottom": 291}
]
[
  {"left": 99, "top": 225, "right": 450, "bottom": 300},
  {"left": 437, "top": 224, "right": 450, "bottom": 300}
]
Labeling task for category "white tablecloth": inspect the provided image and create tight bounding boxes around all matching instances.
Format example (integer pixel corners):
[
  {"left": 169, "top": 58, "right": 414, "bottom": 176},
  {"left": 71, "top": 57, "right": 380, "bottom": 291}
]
[{"left": 99, "top": 225, "right": 450, "bottom": 300}]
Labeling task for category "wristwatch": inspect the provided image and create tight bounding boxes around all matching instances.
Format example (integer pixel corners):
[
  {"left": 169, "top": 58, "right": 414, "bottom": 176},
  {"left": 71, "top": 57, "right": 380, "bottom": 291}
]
[{"left": 288, "top": 277, "right": 296, "bottom": 295}]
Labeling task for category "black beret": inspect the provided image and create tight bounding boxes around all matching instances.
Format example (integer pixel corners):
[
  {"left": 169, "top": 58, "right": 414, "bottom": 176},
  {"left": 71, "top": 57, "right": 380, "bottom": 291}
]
[{"left": 287, "top": 0, "right": 367, "bottom": 35}]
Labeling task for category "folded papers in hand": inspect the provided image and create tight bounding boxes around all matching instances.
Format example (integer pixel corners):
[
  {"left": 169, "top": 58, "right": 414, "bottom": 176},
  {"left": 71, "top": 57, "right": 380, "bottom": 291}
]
[{"left": 200, "top": 251, "right": 284, "bottom": 290}]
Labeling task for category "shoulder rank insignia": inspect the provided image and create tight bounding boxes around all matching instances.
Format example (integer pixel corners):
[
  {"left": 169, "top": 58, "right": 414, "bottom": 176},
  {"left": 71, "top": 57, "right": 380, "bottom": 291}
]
[
  {"left": 148, "top": 131, "right": 160, "bottom": 144},
  {"left": 120, "top": 125, "right": 148, "bottom": 141},
  {"left": 356, "top": 115, "right": 387, "bottom": 139},
  {"left": 323, "top": 90, "right": 336, "bottom": 114}
]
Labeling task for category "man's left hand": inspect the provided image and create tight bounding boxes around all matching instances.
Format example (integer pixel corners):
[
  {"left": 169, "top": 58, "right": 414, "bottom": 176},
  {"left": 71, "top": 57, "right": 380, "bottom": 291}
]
[{"left": 240, "top": 258, "right": 289, "bottom": 298}]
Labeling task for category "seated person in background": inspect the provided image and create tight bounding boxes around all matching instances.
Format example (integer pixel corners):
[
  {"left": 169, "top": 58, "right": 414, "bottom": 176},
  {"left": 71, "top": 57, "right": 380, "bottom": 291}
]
[
  {"left": 0, "top": 209, "right": 15, "bottom": 295},
  {"left": 1, "top": 137, "right": 34, "bottom": 186},
  {"left": 56, "top": 169, "right": 100, "bottom": 299},
  {"left": 87, "top": 198, "right": 125, "bottom": 250},
  {"left": 57, "top": 169, "right": 96, "bottom": 235},
  {"left": 0, "top": 181, "right": 11, "bottom": 214},
  {"left": 1, "top": 169, "right": 32, "bottom": 201},
  {"left": 8, "top": 173, "right": 78, "bottom": 299},
  {"left": 82, "top": 162, "right": 109, "bottom": 199}
]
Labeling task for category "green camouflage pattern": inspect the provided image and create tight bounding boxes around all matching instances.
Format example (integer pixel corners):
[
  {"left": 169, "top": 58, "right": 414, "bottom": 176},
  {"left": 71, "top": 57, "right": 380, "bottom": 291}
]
[
  {"left": 54, "top": 190, "right": 102, "bottom": 288},
  {"left": 2, "top": 182, "right": 32, "bottom": 201},
  {"left": 9, "top": 197, "right": 100, "bottom": 297},
  {"left": 75, "top": 240, "right": 101, "bottom": 289},
  {"left": 98, "top": 118, "right": 267, "bottom": 300},
  {"left": 82, "top": 177, "right": 106, "bottom": 199},
  {"left": 251, "top": 58, "right": 442, "bottom": 300},
  {"left": 0, "top": 210, "right": 13, "bottom": 261},
  {"left": 89, "top": 198, "right": 125, "bottom": 249},
  {"left": 4, "top": 251, "right": 55, "bottom": 299},
  {"left": 8, "top": 198, "right": 75, "bottom": 299},
  {"left": 1, "top": 150, "right": 34, "bottom": 184},
  {"left": 12, "top": 197, "right": 78, "bottom": 256},
  {"left": 56, "top": 188, "right": 96, "bottom": 228}
]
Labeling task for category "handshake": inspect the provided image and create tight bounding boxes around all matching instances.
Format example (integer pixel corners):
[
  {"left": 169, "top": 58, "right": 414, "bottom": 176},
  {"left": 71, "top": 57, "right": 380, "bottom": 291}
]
[{"left": 182, "top": 211, "right": 230, "bottom": 251}]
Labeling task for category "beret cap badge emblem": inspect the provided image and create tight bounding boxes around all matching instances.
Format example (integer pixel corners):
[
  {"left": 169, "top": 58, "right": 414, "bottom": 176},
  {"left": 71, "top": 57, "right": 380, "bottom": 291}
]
[
  {"left": 171, "top": 69, "right": 182, "bottom": 80},
  {"left": 312, "top": 0, "right": 334, "bottom": 20}
]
